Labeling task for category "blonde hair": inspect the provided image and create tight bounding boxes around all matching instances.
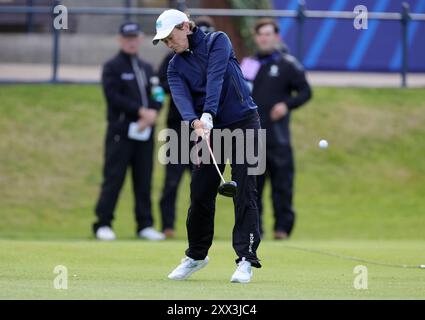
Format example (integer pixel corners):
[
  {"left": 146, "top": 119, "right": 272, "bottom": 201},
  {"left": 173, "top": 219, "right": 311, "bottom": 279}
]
[{"left": 175, "top": 20, "right": 196, "bottom": 31}]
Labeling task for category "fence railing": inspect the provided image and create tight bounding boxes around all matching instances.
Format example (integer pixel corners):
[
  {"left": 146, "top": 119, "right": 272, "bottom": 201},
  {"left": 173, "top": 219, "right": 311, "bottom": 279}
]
[{"left": 0, "top": 1, "right": 424, "bottom": 87}]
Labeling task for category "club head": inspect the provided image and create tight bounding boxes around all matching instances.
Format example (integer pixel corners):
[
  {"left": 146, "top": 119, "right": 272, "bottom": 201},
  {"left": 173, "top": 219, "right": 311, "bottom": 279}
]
[{"left": 218, "top": 181, "right": 238, "bottom": 197}]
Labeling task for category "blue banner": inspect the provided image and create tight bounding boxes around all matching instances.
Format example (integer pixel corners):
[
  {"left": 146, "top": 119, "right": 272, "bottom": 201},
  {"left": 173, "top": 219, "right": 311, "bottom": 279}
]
[{"left": 273, "top": 0, "right": 425, "bottom": 72}]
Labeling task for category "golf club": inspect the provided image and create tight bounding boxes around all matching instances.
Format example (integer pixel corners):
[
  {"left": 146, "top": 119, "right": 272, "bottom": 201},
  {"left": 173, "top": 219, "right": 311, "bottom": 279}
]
[{"left": 204, "top": 135, "right": 237, "bottom": 197}]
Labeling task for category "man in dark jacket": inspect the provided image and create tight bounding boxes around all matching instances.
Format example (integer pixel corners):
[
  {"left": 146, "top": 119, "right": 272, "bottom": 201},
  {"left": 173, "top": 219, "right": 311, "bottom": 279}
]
[
  {"left": 157, "top": 51, "right": 187, "bottom": 239},
  {"left": 93, "top": 22, "right": 164, "bottom": 241},
  {"left": 241, "top": 19, "right": 312, "bottom": 240},
  {"left": 158, "top": 17, "right": 216, "bottom": 238},
  {"left": 153, "top": 9, "right": 262, "bottom": 283}
]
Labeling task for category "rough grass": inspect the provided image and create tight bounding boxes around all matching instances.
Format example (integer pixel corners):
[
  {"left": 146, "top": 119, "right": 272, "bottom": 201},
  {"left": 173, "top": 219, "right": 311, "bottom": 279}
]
[{"left": 1, "top": 85, "right": 424, "bottom": 240}]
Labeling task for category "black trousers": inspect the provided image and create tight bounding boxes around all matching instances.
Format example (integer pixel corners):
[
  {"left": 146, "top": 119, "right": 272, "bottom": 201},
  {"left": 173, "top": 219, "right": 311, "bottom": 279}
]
[
  {"left": 160, "top": 123, "right": 191, "bottom": 231},
  {"left": 93, "top": 128, "right": 154, "bottom": 234},
  {"left": 160, "top": 160, "right": 191, "bottom": 231},
  {"left": 160, "top": 163, "right": 191, "bottom": 230},
  {"left": 256, "top": 144, "right": 295, "bottom": 235},
  {"left": 185, "top": 112, "right": 262, "bottom": 268}
]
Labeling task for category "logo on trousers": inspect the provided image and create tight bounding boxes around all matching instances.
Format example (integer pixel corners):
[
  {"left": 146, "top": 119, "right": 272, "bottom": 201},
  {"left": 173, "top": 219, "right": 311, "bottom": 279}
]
[{"left": 248, "top": 233, "right": 254, "bottom": 253}]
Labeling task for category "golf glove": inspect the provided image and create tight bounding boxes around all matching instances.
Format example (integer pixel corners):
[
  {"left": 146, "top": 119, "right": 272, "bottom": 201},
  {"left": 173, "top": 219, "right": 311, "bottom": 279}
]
[{"left": 200, "top": 113, "right": 213, "bottom": 130}]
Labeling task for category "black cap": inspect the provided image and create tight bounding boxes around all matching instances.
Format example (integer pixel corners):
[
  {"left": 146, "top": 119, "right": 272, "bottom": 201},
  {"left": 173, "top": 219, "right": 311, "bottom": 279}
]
[{"left": 119, "top": 22, "right": 141, "bottom": 36}]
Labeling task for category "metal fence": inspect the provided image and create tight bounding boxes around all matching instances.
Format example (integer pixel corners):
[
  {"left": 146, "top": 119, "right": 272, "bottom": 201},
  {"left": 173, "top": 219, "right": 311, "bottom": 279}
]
[{"left": 0, "top": 1, "right": 424, "bottom": 87}]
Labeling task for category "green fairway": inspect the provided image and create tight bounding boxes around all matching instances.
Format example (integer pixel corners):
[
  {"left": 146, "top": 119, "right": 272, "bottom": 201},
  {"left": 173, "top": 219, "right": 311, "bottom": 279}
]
[
  {"left": 0, "top": 85, "right": 425, "bottom": 300},
  {"left": 0, "top": 239, "right": 424, "bottom": 299}
]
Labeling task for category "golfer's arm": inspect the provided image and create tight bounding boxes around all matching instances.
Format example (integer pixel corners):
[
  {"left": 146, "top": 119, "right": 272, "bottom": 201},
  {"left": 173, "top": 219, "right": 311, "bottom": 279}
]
[
  {"left": 102, "top": 63, "right": 140, "bottom": 117},
  {"left": 204, "top": 33, "right": 232, "bottom": 117},
  {"left": 167, "top": 62, "right": 198, "bottom": 124}
]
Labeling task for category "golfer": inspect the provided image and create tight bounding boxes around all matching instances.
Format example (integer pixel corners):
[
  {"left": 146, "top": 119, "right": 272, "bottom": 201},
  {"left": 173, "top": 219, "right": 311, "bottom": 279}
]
[{"left": 153, "top": 9, "right": 262, "bottom": 283}]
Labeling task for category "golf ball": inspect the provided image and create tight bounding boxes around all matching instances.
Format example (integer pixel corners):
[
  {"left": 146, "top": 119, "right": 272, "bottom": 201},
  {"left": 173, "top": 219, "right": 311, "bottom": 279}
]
[{"left": 319, "top": 140, "right": 329, "bottom": 149}]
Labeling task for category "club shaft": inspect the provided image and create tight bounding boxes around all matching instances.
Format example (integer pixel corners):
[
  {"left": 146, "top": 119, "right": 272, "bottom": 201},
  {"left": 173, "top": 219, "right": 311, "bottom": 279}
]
[{"left": 205, "top": 138, "right": 226, "bottom": 184}]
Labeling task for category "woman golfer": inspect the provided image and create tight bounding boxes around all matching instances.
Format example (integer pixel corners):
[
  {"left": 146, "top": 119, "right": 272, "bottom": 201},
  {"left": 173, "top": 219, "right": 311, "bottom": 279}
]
[{"left": 153, "top": 9, "right": 262, "bottom": 283}]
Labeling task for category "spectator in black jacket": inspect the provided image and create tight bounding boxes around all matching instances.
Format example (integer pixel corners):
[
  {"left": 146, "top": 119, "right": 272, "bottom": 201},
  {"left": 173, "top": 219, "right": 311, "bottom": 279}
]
[
  {"left": 158, "top": 16, "right": 216, "bottom": 238},
  {"left": 93, "top": 22, "right": 164, "bottom": 241},
  {"left": 241, "top": 19, "right": 312, "bottom": 240}
]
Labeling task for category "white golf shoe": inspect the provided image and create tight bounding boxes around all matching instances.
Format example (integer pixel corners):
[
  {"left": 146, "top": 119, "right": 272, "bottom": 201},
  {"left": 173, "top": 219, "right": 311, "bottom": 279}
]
[
  {"left": 95, "top": 226, "right": 116, "bottom": 241},
  {"left": 138, "top": 227, "right": 165, "bottom": 241},
  {"left": 168, "top": 256, "right": 209, "bottom": 280},
  {"left": 230, "top": 259, "right": 253, "bottom": 283}
]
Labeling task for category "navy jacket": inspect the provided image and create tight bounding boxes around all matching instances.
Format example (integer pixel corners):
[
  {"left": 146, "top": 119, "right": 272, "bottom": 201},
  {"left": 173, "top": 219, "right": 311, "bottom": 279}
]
[
  {"left": 102, "top": 51, "right": 161, "bottom": 135},
  {"left": 167, "top": 27, "right": 257, "bottom": 128}
]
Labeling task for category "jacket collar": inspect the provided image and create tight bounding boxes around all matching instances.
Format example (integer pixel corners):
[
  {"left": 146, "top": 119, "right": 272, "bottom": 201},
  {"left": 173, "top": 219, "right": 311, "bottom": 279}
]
[
  {"left": 119, "top": 50, "right": 139, "bottom": 60},
  {"left": 256, "top": 50, "right": 282, "bottom": 65},
  {"left": 188, "top": 27, "right": 205, "bottom": 50}
]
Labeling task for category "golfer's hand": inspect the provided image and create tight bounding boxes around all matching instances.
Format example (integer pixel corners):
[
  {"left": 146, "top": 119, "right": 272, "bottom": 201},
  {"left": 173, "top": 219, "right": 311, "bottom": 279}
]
[
  {"left": 200, "top": 113, "right": 213, "bottom": 138},
  {"left": 192, "top": 120, "right": 210, "bottom": 140},
  {"left": 270, "top": 102, "right": 288, "bottom": 121}
]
